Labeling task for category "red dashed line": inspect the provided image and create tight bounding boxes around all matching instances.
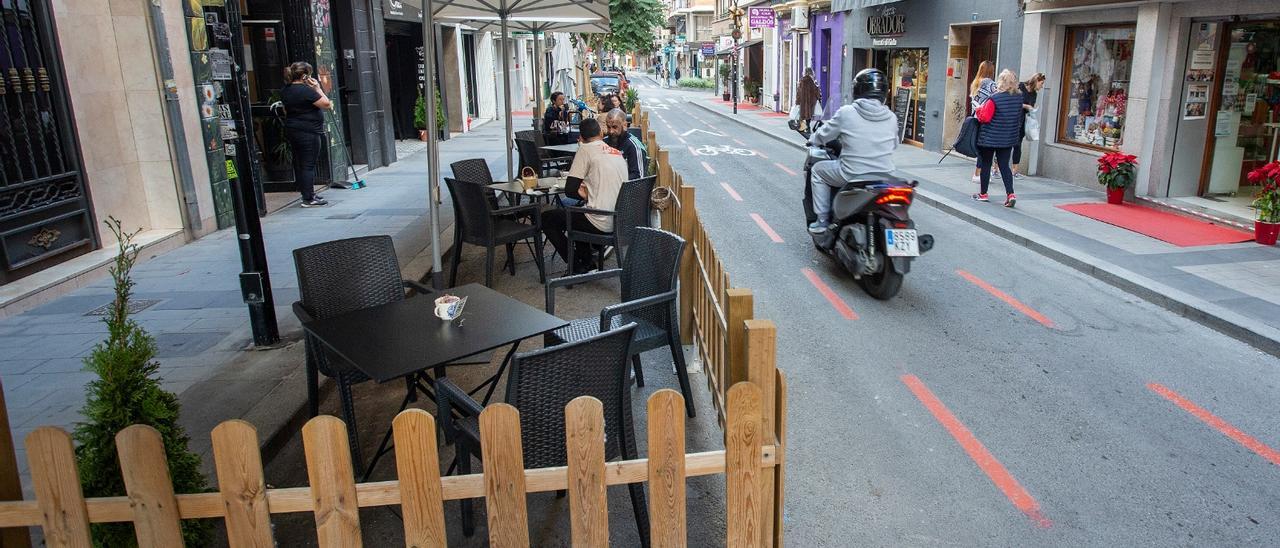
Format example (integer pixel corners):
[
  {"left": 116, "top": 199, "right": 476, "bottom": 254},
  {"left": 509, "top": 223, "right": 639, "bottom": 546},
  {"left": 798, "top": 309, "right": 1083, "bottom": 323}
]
[
  {"left": 800, "top": 268, "right": 857, "bottom": 320},
  {"left": 1148, "top": 383, "right": 1280, "bottom": 467},
  {"left": 750, "top": 213, "right": 784, "bottom": 243},
  {"left": 774, "top": 163, "right": 797, "bottom": 176},
  {"left": 901, "top": 374, "right": 1052, "bottom": 528},
  {"left": 701, "top": 161, "right": 716, "bottom": 175},
  {"left": 956, "top": 269, "right": 1056, "bottom": 328},
  {"left": 721, "top": 182, "right": 743, "bottom": 201}
]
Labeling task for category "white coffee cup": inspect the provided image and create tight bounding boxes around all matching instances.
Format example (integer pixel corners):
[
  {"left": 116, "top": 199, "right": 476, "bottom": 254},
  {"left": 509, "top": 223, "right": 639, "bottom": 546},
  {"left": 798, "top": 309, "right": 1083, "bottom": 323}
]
[{"left": 433, "top": 295, "right": 461, "bottom": 320}]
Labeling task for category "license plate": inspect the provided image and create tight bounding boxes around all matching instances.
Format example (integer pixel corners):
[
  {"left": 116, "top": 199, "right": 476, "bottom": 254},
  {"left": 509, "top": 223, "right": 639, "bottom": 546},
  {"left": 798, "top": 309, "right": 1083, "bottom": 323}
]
[{"left": 885, "top": 229, "right": 919, "bottom": 257}]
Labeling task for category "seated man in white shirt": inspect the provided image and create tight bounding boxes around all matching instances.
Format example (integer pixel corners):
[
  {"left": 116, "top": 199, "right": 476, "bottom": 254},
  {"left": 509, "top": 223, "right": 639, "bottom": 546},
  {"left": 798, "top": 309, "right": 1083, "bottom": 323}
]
[{"left": 542, "top": 118, "right": 629, "bottom": 273}]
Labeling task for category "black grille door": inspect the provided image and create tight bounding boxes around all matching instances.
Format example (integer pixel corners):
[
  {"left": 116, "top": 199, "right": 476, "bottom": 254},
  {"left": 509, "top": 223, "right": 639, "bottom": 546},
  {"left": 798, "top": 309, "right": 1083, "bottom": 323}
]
[{"left": 0, "top": 0, "right": 96, "bottom": 283}]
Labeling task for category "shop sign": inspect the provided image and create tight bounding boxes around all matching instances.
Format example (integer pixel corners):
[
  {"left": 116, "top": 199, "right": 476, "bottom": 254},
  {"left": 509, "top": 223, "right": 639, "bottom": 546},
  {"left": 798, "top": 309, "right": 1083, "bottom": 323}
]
[
  {"left": 718, "top": 36, "right": 734, "bottom": 51},
  {"left": 748, "top": 7, "right": 775, "bottom": 28},
  {"left": 872, "top": 38, "right": 898, "bottom": 46},
  {"left": 701, "top": 42, "right": 716, "bottom": 56},
  {"left": 676, "top": 35, "right": 687, "bottom": 45},
  {"left": 867, "top": 7, "right": 905, "bottom": 38}
]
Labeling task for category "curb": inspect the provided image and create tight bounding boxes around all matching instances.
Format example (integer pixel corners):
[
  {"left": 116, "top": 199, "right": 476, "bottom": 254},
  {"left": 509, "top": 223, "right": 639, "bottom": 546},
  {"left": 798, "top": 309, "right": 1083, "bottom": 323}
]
[{"left": 689, "top": 99, "right": 1280, "bottom": 359}]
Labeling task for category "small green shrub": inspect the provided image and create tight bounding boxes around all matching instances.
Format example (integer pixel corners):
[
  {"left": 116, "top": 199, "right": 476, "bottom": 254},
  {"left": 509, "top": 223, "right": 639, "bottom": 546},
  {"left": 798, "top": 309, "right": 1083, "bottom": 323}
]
[
  {"left": 74, "top": 218, "right": 211, "bottom": 547},
  {"left": 678, "top": 77, "right": 714, "bottom": 89}
]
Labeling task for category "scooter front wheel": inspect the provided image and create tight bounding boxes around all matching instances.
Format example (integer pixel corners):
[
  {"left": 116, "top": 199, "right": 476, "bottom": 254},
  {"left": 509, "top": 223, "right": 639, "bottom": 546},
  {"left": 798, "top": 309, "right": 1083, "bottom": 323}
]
[{"left": 860, "top": 256, "right": 904, "bottom": 300}]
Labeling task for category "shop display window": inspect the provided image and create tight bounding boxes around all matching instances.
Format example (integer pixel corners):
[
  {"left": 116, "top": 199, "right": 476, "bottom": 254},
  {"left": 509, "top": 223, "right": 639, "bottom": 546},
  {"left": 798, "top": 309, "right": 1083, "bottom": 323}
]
[{"left": 1059, "top": 25, "right": 1136, "bottom": 150}]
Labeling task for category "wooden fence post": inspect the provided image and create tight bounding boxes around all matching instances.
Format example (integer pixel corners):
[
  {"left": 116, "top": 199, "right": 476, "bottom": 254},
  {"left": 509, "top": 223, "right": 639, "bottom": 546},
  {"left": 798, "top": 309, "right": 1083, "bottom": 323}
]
[
  {"left": 678, "top": 185, "right": 697, "bottom": 345},
  {"left": 725, "top": 383, "right": 763, "bottom": 548},
  {"left": 117, "top": 425, "right": 185, "bottom": 547},
  {"left": 392, "top": 410, "right": 447, "bottom": 546},
  {"left": 302, "top": 417, "right": 362, "bottom": 547},
  {"left": 647, "top": 130, "right": 657, "bottom": 158},
  {"left": 211, "top": 421, "right": 274, "bottom": 547},
  {"left": 772, "top": 370, "right": 788, "bottom": 548},
  {"left": 648, "top": 390, "right": 686, "bottom": 547},
  {"left": 480, "top": 404, "right": 530, "bottom": 548},
  {"left": 0, "top": 379, "right": 30, "bottom": 548},
  {"left": 744, "top": 320, "right": 778, "bottom": 547},
  {"left": 725, "top": 289, "right": 754, "bottom": 390},
  {"left": 27, "top": 428, "right": 89, "bottom": 548},
  {"left": 564, "top": 397, "right": 608, "bottom": 546},
  {"left": 657, "top": 149, "right": 672, "bottom": 190}
]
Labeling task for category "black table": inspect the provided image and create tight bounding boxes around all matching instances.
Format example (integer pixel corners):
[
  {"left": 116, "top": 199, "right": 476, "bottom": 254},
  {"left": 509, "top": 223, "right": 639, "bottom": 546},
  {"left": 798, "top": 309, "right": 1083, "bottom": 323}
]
[
  {"left": 301, "top": 283, "right": 566, "bottom": 476},
  {"left": 541, "top": 142, "right": 580, "bottom": 154},
  {"left": 488, "top": 177, "right": 566, "bottom": 199}
]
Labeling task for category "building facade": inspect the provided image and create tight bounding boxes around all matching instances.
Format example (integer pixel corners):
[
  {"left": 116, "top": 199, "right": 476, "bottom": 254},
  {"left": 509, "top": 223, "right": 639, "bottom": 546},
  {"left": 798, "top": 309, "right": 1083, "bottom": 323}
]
[
  {"left": 831, "top": 0, "right": 1024, "bottom": 152},
  {"left": 1021, "top": 0, "right": 1280, "bottom": 225}
]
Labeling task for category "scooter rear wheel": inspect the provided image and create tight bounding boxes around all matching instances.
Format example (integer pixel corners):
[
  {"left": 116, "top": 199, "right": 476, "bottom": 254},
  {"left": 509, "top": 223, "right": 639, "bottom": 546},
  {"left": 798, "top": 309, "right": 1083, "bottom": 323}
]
[{"left": 860, "top": 257, "right": 903, "bottom": 300}]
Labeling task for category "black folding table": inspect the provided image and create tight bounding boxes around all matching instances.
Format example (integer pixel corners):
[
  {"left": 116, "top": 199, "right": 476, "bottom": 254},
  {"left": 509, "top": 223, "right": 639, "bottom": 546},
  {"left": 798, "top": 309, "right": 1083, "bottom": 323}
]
[{"left": 301, "top": 283, "right": 567, "bottom": 477}]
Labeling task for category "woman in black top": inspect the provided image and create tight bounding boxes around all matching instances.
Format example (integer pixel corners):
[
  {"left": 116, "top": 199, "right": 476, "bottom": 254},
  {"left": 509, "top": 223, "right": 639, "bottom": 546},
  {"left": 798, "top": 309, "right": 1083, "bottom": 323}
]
[
  {"left": 1012, "top": 72, "right": 1045, "bottom": 178},
  {"left": 543, "top": 91, "right": 571, "bottom": 145},
  {"left": 281, "top": 61, "right": 333, "bottom": 207}
]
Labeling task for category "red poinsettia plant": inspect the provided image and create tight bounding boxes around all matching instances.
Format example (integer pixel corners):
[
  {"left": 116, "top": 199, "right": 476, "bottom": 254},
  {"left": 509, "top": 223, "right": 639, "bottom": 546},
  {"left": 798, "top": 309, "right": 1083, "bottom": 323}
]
[
  {"left": 1097, "top": 152, "right": 1138, "bottom": 189},
  {"left": 1247, "top": 161, "right": 1280, "bottom": 223}
]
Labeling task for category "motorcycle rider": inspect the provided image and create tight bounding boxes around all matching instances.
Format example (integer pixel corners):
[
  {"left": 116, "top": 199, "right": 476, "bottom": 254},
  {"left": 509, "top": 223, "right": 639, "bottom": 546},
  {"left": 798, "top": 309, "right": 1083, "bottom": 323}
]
[{"left": 808, "top": 68, "right": 899, "bottom": 234}]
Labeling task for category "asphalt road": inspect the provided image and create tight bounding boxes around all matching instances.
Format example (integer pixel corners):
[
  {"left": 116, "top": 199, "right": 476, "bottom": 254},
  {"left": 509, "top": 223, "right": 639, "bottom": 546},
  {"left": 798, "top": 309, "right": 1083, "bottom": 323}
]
[{"left": 635, "top": 80, "right": 1280, "bottom": 546}]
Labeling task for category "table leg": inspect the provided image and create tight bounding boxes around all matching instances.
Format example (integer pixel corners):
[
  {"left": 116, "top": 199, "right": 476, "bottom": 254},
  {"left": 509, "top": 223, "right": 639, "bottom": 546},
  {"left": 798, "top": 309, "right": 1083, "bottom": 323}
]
[
  {"left": 361, "top": 382, "right": 420, "bottom": 482},
  {"left": 469, "top": 343, "right": 521, "bottom": 405}
]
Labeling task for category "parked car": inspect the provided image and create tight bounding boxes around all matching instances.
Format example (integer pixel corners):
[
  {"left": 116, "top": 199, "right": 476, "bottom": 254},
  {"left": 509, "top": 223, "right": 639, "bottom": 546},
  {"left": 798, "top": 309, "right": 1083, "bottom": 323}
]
[{"left": 590, "top": 71, "right": 628, "bottom": 96}]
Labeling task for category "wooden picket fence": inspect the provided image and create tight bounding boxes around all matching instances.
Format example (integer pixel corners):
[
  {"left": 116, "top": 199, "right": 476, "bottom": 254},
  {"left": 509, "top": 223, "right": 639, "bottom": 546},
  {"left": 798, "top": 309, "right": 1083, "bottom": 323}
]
[
  {"left": 0, "top": 387, "right": 774, "bottom": 547},
  {"left": 637, "top": 101, "right": 787, "bottom": 546}
]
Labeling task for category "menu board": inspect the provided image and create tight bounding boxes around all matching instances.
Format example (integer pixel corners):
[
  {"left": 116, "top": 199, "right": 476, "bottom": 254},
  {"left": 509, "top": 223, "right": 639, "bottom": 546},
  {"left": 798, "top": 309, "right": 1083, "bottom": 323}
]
[
  {"left": 915, "top": 99, "right": 927, "bottom": 142},
  {"left": 892, "top": 86, "right": 913, "bottom": 141}
]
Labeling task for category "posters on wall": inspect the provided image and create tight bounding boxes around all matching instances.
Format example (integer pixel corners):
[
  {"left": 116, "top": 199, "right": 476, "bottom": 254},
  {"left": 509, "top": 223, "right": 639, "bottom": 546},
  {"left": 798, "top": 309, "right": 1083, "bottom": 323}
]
[
  {"left": 1184, "top": 83, "right": 1209, "bottom": 119},
  {"left": 209, "top": 49, "right": 233, "bottom": 80}
]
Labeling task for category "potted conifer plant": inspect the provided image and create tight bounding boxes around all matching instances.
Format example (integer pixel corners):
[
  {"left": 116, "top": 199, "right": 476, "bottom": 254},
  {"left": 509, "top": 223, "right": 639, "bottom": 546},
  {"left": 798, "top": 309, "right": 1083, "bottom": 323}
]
[{"left": 74, "top": 217, "right": 211, "bottom": 545}]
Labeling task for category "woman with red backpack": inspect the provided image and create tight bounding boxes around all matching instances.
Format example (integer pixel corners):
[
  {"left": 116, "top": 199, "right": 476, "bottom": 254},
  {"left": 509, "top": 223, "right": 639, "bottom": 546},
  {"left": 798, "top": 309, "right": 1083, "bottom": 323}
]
[{"left": 972, "top": 69, "right": 1023, "bottom": 208}]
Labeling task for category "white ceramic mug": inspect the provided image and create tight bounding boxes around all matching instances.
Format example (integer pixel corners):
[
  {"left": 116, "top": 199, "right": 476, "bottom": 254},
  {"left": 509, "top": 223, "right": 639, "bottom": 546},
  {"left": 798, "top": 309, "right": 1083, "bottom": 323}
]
[{"left": 433, "top": 295, "right": 460, "bottom": 320}]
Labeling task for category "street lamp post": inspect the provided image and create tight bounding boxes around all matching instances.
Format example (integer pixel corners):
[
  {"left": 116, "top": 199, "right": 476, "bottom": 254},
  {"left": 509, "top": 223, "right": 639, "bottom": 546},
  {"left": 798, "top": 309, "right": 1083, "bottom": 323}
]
[{"left": 730, "top": 2, "right": 744, "bottom": 115}]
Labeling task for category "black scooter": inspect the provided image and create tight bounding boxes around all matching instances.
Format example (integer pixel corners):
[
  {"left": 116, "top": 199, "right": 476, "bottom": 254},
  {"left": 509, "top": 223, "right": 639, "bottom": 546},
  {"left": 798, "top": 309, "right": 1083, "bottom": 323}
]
[{"left": 795, "top": 121, "right": 934, "bottom": 299}]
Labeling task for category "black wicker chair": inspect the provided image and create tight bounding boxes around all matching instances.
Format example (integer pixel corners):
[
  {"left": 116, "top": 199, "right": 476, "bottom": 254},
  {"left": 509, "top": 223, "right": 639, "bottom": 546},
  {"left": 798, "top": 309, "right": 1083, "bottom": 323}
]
[
  {"left": 436, "top": 324, "right": 650, "bottom": 546},
  {"left": 565, "top": 175, "right": 656, "bottom": 273},
  {"left": 546, "top": 227, "right": 695, "bottom": 418},
  {"left": 291, "top": 235, "right": 434, "bottom": 476},
  {"left": 444, "top": 177, "right": 546, "bottom": 287},
  {"left": 449, "top": 158, "right": 495, "bottom": 185}
]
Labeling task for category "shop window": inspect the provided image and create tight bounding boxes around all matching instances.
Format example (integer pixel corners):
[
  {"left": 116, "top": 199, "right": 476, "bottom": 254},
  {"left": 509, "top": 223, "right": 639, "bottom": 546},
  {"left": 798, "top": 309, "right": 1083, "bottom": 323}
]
[{"left": 1059, "top": 24, "right": 1136, "bottom": 150}]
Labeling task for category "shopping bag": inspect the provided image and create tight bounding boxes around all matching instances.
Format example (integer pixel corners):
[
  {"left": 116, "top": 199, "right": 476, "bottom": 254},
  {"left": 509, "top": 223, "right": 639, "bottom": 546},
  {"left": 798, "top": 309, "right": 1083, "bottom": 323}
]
[
  {"left": 813, "top": 99, "right": 824, "bottom": 119},
  {"left": 1024, "top": 108, "right": 1040, "bottom": 141}
]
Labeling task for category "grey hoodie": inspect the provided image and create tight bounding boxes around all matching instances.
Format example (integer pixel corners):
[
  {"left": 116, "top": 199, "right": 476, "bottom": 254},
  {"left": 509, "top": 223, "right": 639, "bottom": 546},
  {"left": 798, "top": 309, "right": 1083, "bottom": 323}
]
[{"left": 809, "top": 98, "right": 898, "bottom": 180}]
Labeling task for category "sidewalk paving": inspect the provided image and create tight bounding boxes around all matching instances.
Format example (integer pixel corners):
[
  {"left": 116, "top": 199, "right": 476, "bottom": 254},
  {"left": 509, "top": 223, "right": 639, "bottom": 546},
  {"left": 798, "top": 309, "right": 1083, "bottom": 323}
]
[
  {"left": 0, "top": 118, "right": 515, "bottom": 489},
  {"left": 690, "top": 98, "right": 1280, "bottom": 357}
]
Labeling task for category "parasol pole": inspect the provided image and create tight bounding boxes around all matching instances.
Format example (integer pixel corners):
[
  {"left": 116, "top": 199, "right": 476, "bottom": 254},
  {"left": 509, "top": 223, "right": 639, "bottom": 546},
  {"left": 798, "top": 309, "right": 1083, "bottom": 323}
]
[
  {"left": 422, "top": 0, "right": 443, "bottom": 289},
  {"left": 500, "top": 8, "right": 514, "bottom": 180}
]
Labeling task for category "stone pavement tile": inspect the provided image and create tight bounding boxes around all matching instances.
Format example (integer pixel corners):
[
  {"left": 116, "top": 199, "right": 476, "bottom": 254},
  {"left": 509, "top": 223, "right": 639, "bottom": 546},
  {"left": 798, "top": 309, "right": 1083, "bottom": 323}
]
[
  {"left": 37, "top": 357, "right": 91, "bottom": 374},
  {"left": 153, "top": 331, "right": 230, "bottom": 358},
  {"left": 23, "top": 294, "right": 114, "bottom": 316},
  {"left": 0, "top": 359, "right": 45, "bottom": 376},
  {"left": 185, "top": 316, "right": 249, "bottom": 332}
]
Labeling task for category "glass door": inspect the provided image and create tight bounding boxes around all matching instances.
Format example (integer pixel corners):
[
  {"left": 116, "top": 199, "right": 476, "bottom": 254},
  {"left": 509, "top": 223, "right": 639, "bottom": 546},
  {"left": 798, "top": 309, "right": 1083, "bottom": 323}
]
[{"left": 242, "top": 20, "right": 293, "bottom": 185}]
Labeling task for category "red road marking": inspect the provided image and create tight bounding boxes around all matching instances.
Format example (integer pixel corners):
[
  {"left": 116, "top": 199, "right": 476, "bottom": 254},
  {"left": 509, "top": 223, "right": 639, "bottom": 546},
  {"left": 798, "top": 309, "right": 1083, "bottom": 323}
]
[
  {"left": 701, "top": 161, "right": 716, "bottom": 175},
  {"left": 720, "top": 182, "right": 743, "bottom": 201},
  {"left": 688, "top": 145, "right": 698, "bottom": 155},
  {"left": 733, "top": 138, "right": 748, "bottom": 146},
  {"left": 956, "top": 269, "right": 1055, "bottom": 328},
  {"left": 677, "top": 136, "right": 687, "bottom": 144},
  {"left": 774, "top": 162, "right": 797, "bottom": 176},
  {"left": 1148, "top": 383, "right": 1280, "bottom": 467},
  {"left": 800, "top": 268, "right": 858, "bottom": 320},
  {"left": 901, "top": 374, "right": 1053, "bottom": 528},
  {"left": 750, "top": 213, "right": 784, "bottom": 243},
  {"left": 755, "top": 151, "right": 769, "bottom": 160}
]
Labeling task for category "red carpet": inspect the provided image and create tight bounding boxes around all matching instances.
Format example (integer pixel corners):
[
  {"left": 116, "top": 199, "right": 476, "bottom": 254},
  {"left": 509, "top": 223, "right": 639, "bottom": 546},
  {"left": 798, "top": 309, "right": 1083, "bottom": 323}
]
[
  {"left": 756, "top": 111, "right": 789, "bottom": 117},
  {"left": 1056, "top": 202, "right": 1253, "bottom": 247}
]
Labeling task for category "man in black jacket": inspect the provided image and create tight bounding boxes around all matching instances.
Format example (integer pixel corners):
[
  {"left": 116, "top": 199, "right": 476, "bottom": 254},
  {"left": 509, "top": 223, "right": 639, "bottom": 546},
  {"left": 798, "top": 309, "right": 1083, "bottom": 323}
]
[{"left": 604, "top": 109, "right": 642, "bottom": 180}]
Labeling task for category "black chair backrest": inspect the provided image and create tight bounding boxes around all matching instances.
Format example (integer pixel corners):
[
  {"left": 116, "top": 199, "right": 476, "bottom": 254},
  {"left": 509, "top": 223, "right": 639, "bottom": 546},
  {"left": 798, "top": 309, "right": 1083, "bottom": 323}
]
[
  {"left": 614, "top": 176, "right": 656, "bottom": 249},
  {"left": 293, "top": 236, "right": 404, "bottom": 378},
  {"left": 506, "top": 323, "right": 638, "bottom": 468},
  {"left": 293, "top": 235, "right": 404, "bottom": 320},
  {"left": 514, "top": 138, "right": 542, "bottom": 176},
  {"left": 444, "top": 177, "right": 495, "bottom": 244},
  {"left": 621, "top": 227, "right": 686, "bottom": 328},
  {"left": 450, "top": 158, "right": 494, "bottom": 185}
]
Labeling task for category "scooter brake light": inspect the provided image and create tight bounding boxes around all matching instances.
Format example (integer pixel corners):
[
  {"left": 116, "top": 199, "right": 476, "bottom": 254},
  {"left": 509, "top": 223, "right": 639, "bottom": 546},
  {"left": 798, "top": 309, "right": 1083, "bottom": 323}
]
[{"left": 875, "top": 187, "right": 914, "bottom": 205}]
